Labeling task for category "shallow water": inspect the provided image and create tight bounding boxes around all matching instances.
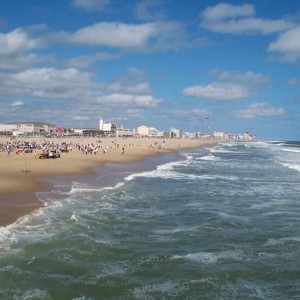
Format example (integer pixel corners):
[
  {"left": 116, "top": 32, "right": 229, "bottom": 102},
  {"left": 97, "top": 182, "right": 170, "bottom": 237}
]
[{"left": 0, "top": 141, "right": 300, "bottom": 299}]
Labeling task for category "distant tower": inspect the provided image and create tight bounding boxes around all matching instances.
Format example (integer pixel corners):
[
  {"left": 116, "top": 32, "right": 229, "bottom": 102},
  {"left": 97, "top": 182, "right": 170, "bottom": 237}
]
[{"left": 99, "top": 119, "right": 104, "bottom": 130}]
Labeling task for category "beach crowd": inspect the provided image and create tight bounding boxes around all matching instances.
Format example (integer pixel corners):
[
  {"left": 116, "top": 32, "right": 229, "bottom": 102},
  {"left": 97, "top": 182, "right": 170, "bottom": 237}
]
[{"left": 0, "top": 137, "right": 173, "bottom": 157}]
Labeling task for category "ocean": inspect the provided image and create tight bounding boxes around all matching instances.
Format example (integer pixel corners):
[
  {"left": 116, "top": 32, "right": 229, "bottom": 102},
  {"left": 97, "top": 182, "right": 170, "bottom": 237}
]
[{"left": 0, "top": 141, "right": 300, "bottom": 299}]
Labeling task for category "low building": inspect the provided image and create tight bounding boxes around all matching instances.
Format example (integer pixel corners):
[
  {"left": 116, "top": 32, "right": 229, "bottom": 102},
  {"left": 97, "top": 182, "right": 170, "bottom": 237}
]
[
  {"left": 116, "top": 128, "right": 133, "bottom": 137},
  {"left": 0, "top": 122, "right": 56, "bottom": 135},
  {"left": 137, "top": 125, "right": 149, "bottom": 136},
  {"left": 137, "top": 125, "right": 159, "bottom": 137},
  {"left": 73, "top": 128, "right": 103, "bottom": 137},
  {"left": 213, "top": 131, "right": 225, "bottom": 139},
  {"left": 17, "top": 123, "right": 35, "bottom": 133},
  {"left": 170, "top": 127, "right": 183, "bottom": 139},
  {"left": 243, "top": 132, "right": 257, "bottom": 140},
  {"left": 0, "top": 124, "right": 18, "bottom": 135},
  {"left": 157, "top": 131, "right": 170, "bottom": 138}
]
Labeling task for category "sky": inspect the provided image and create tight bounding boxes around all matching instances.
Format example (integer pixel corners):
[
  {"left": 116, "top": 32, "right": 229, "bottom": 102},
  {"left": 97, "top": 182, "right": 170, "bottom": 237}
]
[{"left": 0, "top": 0, "right": 300, "bottom": 140}]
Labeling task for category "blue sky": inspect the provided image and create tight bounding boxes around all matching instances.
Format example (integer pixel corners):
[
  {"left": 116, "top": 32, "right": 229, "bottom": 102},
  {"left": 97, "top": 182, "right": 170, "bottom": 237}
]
[{"left": 0, "top": 0, "right": 300, "bottom": 140}]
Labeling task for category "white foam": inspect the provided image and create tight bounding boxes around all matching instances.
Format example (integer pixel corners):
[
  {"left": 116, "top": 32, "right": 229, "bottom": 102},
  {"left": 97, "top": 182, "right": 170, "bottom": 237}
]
[
  {"left": 70, "top": 181, "right": 124, "bottom": 194},
  {"left": 249, "top": 199, "right": 292, "bottom": 210},
  {"left": 210, "top": 148, "right": 234, "bottom": 153},
  {"left": 154, "top": 226, "right": 198, "bottom": 234},
  {"left": 132, "top": 281, "right": 184, "bottom": 298},
  {"left": 278, "top": 162, "right": 300, "bottom": 173},
  {"left": 282, "top": 148, "right": 300, "bottom": 153},
  {"left": 157, "top": 159, "right": 190, "bottom": 171},
  {"left": 197, "top": 154, "right": 220, "bottom": 161},
  {"left": 35, "top": 191, "right": 62, "bottom": 205},
  {"left": 10, "top": 289, "right": 51, "bottom": 299},
  {"left": 70, "top": 214, "right": 79, "bottom": 222},
  {"left": 220, "top": 142, "right": 238, "bottom": 147},
  {"left": 125, "top": 169, "right": 223, "bottom": 181},
  {"left": 218, "top": 212, "right": 250, "bottom": 222},
  {"left": 172, "top": 250, "right": 243, "bottom": 264},
  {"left": 183, "top": 153, "right": 196, "bottom": 160},
  {"left": 266, "top": 236, "right": 300, "bottom": 246},
  {"left": 262, "top": 211, "right": 300, "bottom": 217}
]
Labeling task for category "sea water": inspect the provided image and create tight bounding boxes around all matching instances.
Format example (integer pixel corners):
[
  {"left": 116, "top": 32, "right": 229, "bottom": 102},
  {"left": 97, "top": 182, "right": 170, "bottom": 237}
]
[{"left": 0, "top": 141, "right": 300, "bottom": 299}]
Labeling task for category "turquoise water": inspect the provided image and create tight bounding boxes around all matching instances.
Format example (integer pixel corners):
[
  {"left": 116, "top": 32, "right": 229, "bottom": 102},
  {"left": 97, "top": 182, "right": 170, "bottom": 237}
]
[{"left": 0, "top": 141, "right": 300, "bottom": 299}]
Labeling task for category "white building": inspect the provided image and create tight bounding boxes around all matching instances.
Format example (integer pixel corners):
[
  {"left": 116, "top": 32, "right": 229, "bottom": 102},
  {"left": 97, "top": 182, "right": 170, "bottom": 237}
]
[
  {"left": 243, "top": 132, "right": 257, "bottom": 140},
  {"left": 213, "top": 131, "right": 225, "bottom": 138},
  {"left": 157, "top": 131, "right": 169, "bottom": 138},
  {"left": 137, "top": 125, "right": 148, "bottom": 136},
  {"left": 18, "top": 123, "right": 35, "bottom": 133},
  {"left": 116, "top": 128, "right": 133, "bottom": 137},
  {"left": 17, "top": 123, "right": 56, "bottom": 134},
  {"left": 99, "top": 119, "right": 117, "bottom": 133},
  {"left": 0, "top": 123, "right": 56, "bottom": 135},
  {"left": 0, "top": 124, "right": 18, "bottom": 132},
  {"left": 170, "top": 127, "right": 183, "bottom": 139},
  {"left": 137, "top": 125, "right": 159, "bottom": 137}
]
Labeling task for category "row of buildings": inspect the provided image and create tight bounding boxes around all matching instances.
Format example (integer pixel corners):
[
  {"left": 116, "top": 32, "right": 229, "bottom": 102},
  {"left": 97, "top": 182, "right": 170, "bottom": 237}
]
[
  {"left": 0, "top": 120, "right": 256, "bottom": 140},
  {"left": 0, "top": 120, "right": 185, "bottom": 139},
  {"left": 0, "top": 122, "right": 56, "bottom": 136},
  {"left": 212, "top": 130, "right": 257, "bottom": 140}
]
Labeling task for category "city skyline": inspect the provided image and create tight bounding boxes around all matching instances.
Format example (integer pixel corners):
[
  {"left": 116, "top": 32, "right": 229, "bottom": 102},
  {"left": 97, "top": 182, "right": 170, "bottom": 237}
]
[{"left": 0, "top": 1, "right": 300, "bottom": 140}]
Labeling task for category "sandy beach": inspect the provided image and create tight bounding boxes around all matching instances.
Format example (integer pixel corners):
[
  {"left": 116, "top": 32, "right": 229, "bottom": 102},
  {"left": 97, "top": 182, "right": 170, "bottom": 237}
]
[{"left": 0, "top": 136, "right": 217, "bottom": 226}]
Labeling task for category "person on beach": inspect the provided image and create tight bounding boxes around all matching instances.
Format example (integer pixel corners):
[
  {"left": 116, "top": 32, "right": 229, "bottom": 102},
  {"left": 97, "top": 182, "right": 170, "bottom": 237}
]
[{"left": 7, "top": 145, "right": 11, "bottom": 155}]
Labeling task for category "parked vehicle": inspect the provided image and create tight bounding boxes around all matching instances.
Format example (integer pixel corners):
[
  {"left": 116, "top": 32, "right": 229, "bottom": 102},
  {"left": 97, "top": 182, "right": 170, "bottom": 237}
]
[
  {"left": 23, "top": 146, "right": 33, "bottom": 153},
  {"left": 60, "top": 144, "right": 69, "bottom": 152},
  {"left": 37, "top": 153, "right": 48, "bottom": 159},
  {"left": 48, "top": 150, "right": 60, "bottom": 158},
  {"left": 37, "top": 150, "right": 60, "bottom": 159}
]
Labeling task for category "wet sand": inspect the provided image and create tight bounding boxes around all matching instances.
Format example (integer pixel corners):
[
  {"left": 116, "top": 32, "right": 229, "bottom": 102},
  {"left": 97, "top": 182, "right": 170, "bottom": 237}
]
[{"left": 0, "top": 137, "right": 218, "bottom": 226}]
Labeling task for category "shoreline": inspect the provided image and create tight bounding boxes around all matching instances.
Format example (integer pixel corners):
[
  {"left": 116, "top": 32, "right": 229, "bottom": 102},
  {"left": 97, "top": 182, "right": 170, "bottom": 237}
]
[{"left": 0, "top": 137, "right": 218, "bottom": 227}]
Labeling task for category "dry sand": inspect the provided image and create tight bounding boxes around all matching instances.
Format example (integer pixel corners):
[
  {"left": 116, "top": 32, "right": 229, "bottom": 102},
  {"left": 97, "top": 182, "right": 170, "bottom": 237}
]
[{"left": 0, "top": 136, "right": 217, "bottom": 226}]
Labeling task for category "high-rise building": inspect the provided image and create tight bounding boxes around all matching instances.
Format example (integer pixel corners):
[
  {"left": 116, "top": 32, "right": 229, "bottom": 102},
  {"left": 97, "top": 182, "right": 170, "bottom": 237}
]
[{"left": 99, "top": 119, "right": 117, "bottom": 134}]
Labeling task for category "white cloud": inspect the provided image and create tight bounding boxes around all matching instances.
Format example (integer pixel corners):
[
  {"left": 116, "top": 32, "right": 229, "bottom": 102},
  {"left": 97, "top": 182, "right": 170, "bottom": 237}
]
[
  {"left": 9, "top": 68, "right": 92, "bottom": 89},
  {"left": 268, "top": 26, "right": 300, "bottom": 61},
  {"left": 173, "top": 109, "right": 211, "bottom": 118},
  {"left": 0, "top": 28, "right": 38, "bottom": 55},
  {"left": 202, "top": 3, "right": 254, "bottom": 21},
  {"left": 183, "top": 83, "right": 249, "bottom": 101},
  {"left": 72, "top": 0, "right": 109, "bottom": 12},
  {"left": 201, "top": 3, "right": 292, "bottom": 35},
  {"left": 0, "top": 67, "right": 101, "bottom": 100},
  {"left": 69, "top": 22, "right": 156, "bottom": 48},
  {"left": 96, "top": 93, "right": 161, "bottom": 107},
  {"left": 11, "top": 101, "right": 24, "bottom": 107},
  {"left": 0, "top": 28, "right": 47, "bottom": 72},
  {"left": 67, "top": 52, "right": 121, "bottom": 68},
  {"left": 233, "top": 102, "right": 286, "bottom": 118},
  {"left": 0, "top": 53, "right": 46, "bottom": 72},
  {"left": 0, "top": 66, "right": 159, "bottom": 110},
  {"left": 107, "top": 82, "right": 151, "bottom": 95},
  {"left": 62, "top": 21, "right": 189, "bottom": 51},
  {"left": 134, "top": 0, "right": 166, "bottom": 21},
  {"left": 211, "top": 70, "right": 270, "bottom": 85}
]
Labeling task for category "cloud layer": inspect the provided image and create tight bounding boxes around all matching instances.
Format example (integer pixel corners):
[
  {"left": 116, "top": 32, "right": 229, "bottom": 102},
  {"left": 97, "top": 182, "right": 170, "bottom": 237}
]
[
  {"left": 201, "top": 3, "right": 292, "bottom": 35},
  {"left": 0, "top": 1, "right": 297, "bottom": 138},
  {"left": 183, "top": 83, "right": 249, "bottom": 101},
  {"left": 233, "top": 103, "right": 286, "bottom": 118}
]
